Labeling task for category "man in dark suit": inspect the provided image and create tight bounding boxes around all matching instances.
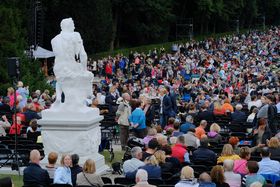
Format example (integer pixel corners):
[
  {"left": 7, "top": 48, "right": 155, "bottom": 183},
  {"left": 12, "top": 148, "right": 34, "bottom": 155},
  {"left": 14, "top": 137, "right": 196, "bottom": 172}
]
[
  {"left": 231, "top": 104, "right": 246, "bottom": 123},
  {"left": 166, "top": 86, "right": 178, "bottom": 114},
  {"left": 23, "top": 149, "right": 50, "bottom": 187},
  {"left": 160, "top": 88, "right": 175, "bottom": 128}
]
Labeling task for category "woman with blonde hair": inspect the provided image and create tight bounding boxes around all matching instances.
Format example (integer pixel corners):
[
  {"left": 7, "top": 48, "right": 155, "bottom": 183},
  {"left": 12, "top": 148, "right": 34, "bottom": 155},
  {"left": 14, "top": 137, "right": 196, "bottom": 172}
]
[
  {"left": 53, "top": 154, "right": 72, "bottom": 185},
  {"left": 210, "top": 165, "right": 230, "bottom": 187},
  {"left": 217, "top": 144, "right": 241, "bottom": 164},
  {"left": 175, "top": 166, "right": 199, "bottom": 187},
  {"left": 233, "top": 146, "right": 251, "bottom": 175},
  {"left": 207, "top": 123, "right": 222, "bottom": 144},
  {"left": 154, "top": 150, "right": 172, "bottom": 173},
  {"left": 76, "top": 159, "right": 104, "bottom": 187},
  {"left": 138, "top": 155, "right": 161, "bottom": 179},
  {"left": 268, "top": 137, "right": 280, "bottom": 157}
]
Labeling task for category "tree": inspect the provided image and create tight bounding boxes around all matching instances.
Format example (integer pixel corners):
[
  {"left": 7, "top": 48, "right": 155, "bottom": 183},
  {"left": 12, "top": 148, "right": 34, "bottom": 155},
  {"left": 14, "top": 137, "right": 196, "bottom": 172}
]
[{"left": 0, "top": 0, "right": 52, "bottom": 95}]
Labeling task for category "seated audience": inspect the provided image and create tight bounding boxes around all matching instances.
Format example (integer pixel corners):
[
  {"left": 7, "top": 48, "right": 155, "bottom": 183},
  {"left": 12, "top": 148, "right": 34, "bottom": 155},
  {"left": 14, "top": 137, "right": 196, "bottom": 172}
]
[
  {"left": 138, "top": 155, "right": 161, "bottom": 179},
  {"left": 183, "top": 128, "right": 200, "bottom": 148},
  {"left": 180, "top": 115, "right": 195, "bottom": 134},
  {"left": 143, "top": 128, "right": 157, "bottom": 146},
  {"left": 267, "top": 137, "right": 280, "bottom": 157},
  {"left": 198, "top": 172, "right": 216, "bottom": 187},
  {"left": 248, "top": 95, "right": 262, "bottom": 110},
  {"left": 23, "top": 103, "right": 41, "bottom": 124},
  {"left": 175, "top": 166, "right": 199, "bottom": 187},
  {"left": 9, "top": 116, "right": 22, "bottom": 135},
  {"left": 195, "top": 120, "right": 207, "bottom": 139},
  {"left": 76, "top": 159, "right": 104, "bottom": 187},
  {"left": 45, "top": 152, "right": 58, "bottom": 180},
  {"left": 157, "top": 135, "right": 168, "bottom": 148},
  {"left": 217, "top": 144, "right": 241, "bottom": 164},
  {"left": 23, "top": 150, "right": 50, "bottom": 187},
  {"left": 171, "top": 136, "right": 189, "bottom": 163},
  {"left": 210, "top": 165, "right": 230, "bottom": 187},
  {"left": 172, "top": 121, "right": 184, "bottom": 137},
  {"left": 154, "top": 150, "right": 173, "bottom": 173},
  {"left": 0, "top": 115, "right": 10, "bottom": 136},
  {"left": 133, "top": 169, "right": 156, "bottom": 187},
  {"left": 213, "top": 101, "right": 226, "bottom": 116},
  {"left": 242, "top": 161, "right": 266, "bottom": 187},
  {"left": 123, "top": 146, "right": 145, "bottom": 174},
  {"left": 207, "top": 123, "right": 222, "bottom": 144},
  {"left": 26, "top": 119, "right": 41, "bottom": 143},
  {"left": 192, "top": 137, "right": 216, "bottom": 165},
  {"left": 247, "top": 107, "right": 258, "bottom": 123},
  {"left": 231, "top": 104, "right": 247, "bottom": 123},
  {"left": 197, "top": 104, "right": 214, "bottom": 122},
  {"left": 223, "top": 159, "right": 241, "bottom": 187},
  {"left": 222, "top": 98, "right": 234, "bottom": 113},
  {"left": 257, "top": 147, "right": 280, "bottom": 176},
  {"left": 71, "top": 154, "right": 83, "bottom": 186},
  {"left": 161, "top": 145, "right": 181, "bottom": 174},
  {"left": 233, "top": 146, "right": 251, "bottom": 175},
  {"left": 141, "top": 138, "right": 159, "bottom": 161},
  {"left": 164, "top": 117, "right": 175, "bottom": 131},
  {"left": 251, "top": 118, "right": 272, "bottom": 147},
  {"left": 53, "top": 154, "right": 72, "bottom": 185},
  {"left": 228, "top": 136, "right": 240, "bottom": 154}
]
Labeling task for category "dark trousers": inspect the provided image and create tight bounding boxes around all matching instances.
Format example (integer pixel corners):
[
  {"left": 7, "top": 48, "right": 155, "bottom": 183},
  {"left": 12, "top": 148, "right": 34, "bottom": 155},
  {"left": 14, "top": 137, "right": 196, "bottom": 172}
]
[
  {"left": 133, "top": 128, "right": 147, "bottom": 139},
  {"left": 120, "top": 125, "right": 129, "bottom": 149}
]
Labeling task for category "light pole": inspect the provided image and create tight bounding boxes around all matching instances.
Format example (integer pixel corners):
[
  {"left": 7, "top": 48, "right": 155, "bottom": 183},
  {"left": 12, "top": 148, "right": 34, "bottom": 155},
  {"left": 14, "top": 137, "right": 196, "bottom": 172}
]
[
  {"left": 34, "top": 0, "right": 41, "bottom": 46},
  {"left": 236, "top": 20, "right": 240, "bottom": 34},
  {"left": 262, "top": 16, "right": 265, "bottom": 30}
]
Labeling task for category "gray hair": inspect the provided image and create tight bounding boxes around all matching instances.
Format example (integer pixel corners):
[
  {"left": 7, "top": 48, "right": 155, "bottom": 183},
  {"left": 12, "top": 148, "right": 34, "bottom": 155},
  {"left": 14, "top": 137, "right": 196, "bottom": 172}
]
[
  {"left": 136, "top": 169, "right": 148, "bottom": 182},
  {"left": 235, "top": 104, "right": 243, "bottom": 110},
  {"left": 185, "top": 115, "right": 193, "bottom": 123},
  {"left": 200, "top": 120, "right": 207, "bottom": 126},
  {"left": 199, "top": 172, "right": 212, "bottom": 182},
  {"left": 122, "top": 92, "right": 130, "bottom": 99},
  {"left": 131, "top": 146, "right": 142, "bottom": 158},
  {"left": 223, "top": 159, "right": 234, "bottom": 171}
]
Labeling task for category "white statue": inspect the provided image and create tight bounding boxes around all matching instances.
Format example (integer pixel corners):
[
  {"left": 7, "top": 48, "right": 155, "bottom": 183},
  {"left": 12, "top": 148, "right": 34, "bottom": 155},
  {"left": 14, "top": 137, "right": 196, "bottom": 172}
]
[{"left": 51, "top": 18, "right": 93, "bottom": 110}]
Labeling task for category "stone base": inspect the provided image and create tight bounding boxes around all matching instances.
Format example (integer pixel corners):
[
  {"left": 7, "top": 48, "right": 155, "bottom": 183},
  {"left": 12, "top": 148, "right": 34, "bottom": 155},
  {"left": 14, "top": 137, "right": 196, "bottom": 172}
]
[{"left": 38, "top": 111, "right": 109, "bottom": 174}]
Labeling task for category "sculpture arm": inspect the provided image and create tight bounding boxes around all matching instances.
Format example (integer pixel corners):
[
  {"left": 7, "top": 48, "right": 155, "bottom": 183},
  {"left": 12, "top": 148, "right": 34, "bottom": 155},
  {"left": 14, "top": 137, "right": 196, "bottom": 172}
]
[{"left": 74, "top": 32, "right": 87, "bottom": 70}]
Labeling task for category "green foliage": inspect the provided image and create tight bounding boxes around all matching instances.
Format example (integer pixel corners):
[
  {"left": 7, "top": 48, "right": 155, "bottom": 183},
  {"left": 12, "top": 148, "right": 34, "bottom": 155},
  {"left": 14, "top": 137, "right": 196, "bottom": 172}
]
[{"left": 0, "top": 1, "right": 53, "bottom": 96}]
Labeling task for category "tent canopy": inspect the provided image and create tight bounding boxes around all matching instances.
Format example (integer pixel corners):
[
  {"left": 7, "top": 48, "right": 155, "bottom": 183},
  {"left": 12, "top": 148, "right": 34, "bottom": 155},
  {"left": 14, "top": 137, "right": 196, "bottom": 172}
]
[{"left": 33, "top": 46, "right": 55, "bottom": 59}]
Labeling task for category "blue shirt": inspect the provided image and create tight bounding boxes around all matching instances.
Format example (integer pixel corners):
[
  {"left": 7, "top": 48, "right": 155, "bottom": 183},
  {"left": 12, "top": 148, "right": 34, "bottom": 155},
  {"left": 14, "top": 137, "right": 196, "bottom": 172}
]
[
  {"left": 258, "top": 157, "right": 280, "bottom": 176},
  {"left": 180, "top": 122, "right": 196, "bottom": 133},
  {"left": 129, "top": 108, "right": 146, "bottom": 129},
  {"left": 53, "top": 166, "right": 72, "bottom": 185}
]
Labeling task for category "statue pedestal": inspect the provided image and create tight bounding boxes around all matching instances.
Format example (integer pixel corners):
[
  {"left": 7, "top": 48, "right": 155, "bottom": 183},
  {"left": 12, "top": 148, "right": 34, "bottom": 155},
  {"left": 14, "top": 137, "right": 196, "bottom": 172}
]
[{"left": 38, "top": 109, "right": 109, "bottom": 174}]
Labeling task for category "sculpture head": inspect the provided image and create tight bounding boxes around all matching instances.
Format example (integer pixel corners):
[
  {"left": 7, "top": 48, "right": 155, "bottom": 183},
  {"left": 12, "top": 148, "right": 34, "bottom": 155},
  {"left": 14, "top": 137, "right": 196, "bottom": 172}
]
[{"left": 60, "top": 18, "right": 75, "bottom": 32}]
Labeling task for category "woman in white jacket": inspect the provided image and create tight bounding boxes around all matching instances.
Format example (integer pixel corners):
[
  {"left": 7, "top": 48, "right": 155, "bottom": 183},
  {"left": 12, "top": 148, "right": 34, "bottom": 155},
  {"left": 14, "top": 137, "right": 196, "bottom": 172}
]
[{"left": 116, "top": 93, "right": 132, "bottom": 150}]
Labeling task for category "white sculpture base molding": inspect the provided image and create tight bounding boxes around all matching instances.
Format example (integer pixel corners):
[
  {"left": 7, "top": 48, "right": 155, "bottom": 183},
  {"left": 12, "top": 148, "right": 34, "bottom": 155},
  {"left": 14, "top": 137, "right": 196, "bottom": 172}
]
[{"left": 38, "top": 110, "right": 109, "bottom": 174}]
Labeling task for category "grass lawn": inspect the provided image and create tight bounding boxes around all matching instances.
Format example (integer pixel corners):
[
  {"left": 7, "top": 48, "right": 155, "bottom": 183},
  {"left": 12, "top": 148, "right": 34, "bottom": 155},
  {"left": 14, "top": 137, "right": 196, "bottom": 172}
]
[{"left": 0, "top": 150, "right": 124, "bottom": 187}]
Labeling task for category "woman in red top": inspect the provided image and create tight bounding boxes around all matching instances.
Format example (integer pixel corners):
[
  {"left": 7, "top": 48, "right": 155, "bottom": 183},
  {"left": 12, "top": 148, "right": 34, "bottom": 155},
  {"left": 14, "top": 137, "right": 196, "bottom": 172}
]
[
  {"left": 9, "top": 116, "right": 22, "bottom": 135},
  {"left": 105, "top": 61, "right": 113, "bottom": 78}
]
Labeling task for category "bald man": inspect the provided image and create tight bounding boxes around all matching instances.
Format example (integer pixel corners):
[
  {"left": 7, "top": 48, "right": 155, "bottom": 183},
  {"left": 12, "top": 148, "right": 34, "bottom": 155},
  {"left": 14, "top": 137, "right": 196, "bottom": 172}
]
[{"left": 23, "top": 149, "right": 50, "bottom": 187}]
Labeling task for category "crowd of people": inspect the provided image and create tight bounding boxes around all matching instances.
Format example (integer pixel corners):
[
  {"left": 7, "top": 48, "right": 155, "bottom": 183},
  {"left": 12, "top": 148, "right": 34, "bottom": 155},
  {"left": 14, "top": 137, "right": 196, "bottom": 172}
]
[{"left": 0, "top": 26, "right": 280, "bottom": 187}]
